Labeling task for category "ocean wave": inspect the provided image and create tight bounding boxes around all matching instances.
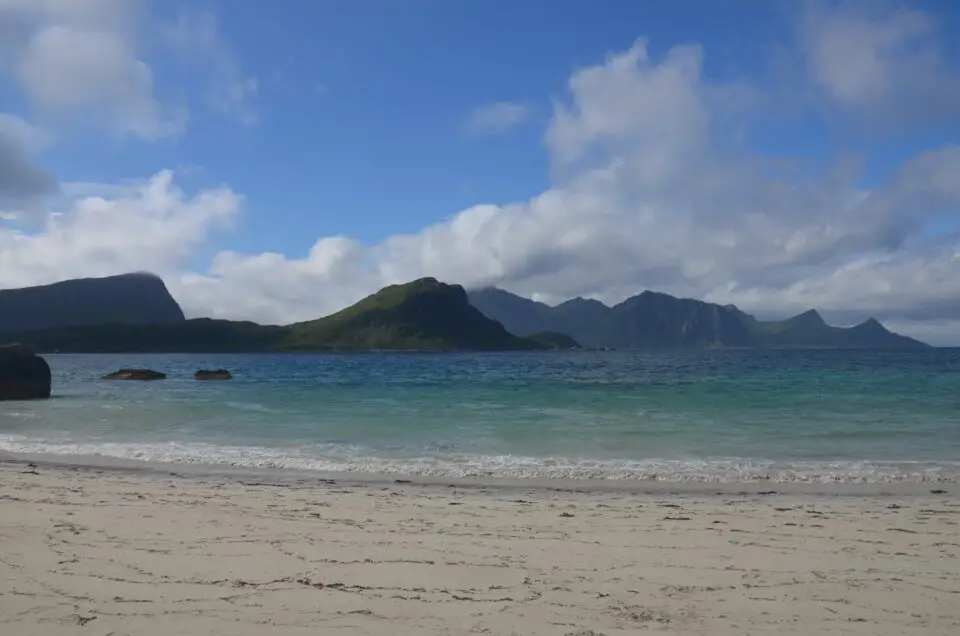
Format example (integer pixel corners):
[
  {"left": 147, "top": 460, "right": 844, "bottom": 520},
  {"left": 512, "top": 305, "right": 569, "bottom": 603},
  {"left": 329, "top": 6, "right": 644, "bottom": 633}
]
[{"left": 1, "top": 435, "right": 958, "bottom": 483}]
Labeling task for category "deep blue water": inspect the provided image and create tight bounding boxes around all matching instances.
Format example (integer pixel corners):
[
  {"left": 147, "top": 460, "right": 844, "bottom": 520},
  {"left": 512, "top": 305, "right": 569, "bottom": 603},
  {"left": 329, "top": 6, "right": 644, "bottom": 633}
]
[{"left": 1, "top": 349, "right": 958, "bottom": 482}]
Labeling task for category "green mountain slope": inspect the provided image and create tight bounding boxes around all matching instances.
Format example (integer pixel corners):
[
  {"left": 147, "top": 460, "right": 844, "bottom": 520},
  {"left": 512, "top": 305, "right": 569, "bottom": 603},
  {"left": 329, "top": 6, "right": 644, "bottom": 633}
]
[
  {"left": 0, "top": 278, "right": 557, "bottom": 353},
  {"left": 280, "top": 278, "right": 542, "bottom": 351}
]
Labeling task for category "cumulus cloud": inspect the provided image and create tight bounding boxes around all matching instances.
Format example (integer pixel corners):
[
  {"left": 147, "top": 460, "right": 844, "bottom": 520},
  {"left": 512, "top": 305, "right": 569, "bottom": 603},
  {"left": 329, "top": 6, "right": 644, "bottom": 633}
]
[
  {"left": 0, "top": 170, "right": 240, "bottom": 288},
  {"left": 799, "top": 0, "right": 960, "bottom": 129},
  {"left": 0, "top": 113, "right": 56, "bottom": 205},
  {"left": 0, "top": 4, "right": 958, "bottom": 344},
  {"left": 162, "top": 10, "right": 259, "bottom": 125},
  {"left": 1, "top": 0, "right": 185, "bottom": 139},
  {"left": 0, "top": 0, "right": 258, "bottom": 138},
  {"left": 176, "top": 34, "right": 960, "bottom": 342},
  {"left": 463, "top": 101, "right": 532, "bottom": 136}
]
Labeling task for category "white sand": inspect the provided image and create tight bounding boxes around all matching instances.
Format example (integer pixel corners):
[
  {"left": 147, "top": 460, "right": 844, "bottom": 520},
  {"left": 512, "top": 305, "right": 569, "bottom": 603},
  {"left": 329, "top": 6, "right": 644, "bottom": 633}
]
[{"left": 1, "top": 459, "right": 958, "bottom": 635}]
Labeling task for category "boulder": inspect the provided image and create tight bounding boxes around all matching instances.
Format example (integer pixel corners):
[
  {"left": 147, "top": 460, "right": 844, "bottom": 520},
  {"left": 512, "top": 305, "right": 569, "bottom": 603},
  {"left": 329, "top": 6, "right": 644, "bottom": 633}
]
[
  {"left": 194, "top": 369, "right": 232, "bottom": 380},
  {"left": 102, "top": 368, "right": 166, "bottom": 381},
  {"left": 0, "top": 344, "right": 52, "bottom": 400}
]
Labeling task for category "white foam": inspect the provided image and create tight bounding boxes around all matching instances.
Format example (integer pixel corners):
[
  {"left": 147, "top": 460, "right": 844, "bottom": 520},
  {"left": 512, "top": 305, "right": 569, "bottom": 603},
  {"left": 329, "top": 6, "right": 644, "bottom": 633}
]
[
  {"left": 223, "top": 401, "right": 277, "bottom": 413},
  {"left": 1, "top": 434, "right": 957, "bottom": 483}
]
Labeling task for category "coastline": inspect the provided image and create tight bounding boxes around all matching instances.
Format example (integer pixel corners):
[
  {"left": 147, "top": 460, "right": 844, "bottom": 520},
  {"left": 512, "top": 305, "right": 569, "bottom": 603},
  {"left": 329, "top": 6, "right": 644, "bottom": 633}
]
[
  {"left": 1, "top": 456, "right": 957, "bottom": 635},
  {"left": 1, "top": 450, "right": 953, "bottom": 497},
  {"left": 6, "top": 349, "right": 957, "bottom": 488}
]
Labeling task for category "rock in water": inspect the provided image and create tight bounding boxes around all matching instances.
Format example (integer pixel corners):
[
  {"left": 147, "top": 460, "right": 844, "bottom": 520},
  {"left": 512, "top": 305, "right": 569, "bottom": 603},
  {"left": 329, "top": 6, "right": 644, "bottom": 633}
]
[
  {"left": 194, "top": 369, "right": 232, "bottom": 380},
  {"left": 0, "top": 344, "right": 52, "bottom": 400},
  {"left": 102, "top": 368, "right": 167, "bottom": 381}
]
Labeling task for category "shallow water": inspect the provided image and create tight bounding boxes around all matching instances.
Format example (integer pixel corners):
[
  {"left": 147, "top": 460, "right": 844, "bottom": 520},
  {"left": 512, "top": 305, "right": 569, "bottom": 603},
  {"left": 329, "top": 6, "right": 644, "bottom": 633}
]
[{"left": 2, "top": 349, "right": 958, "bottom": 483}]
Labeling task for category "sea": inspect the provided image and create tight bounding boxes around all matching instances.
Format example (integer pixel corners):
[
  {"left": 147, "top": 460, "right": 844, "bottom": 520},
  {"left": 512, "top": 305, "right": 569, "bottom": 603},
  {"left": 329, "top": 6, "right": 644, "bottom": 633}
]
[{"left": 1, "top": 350, "right": 958, "bottom": 484}]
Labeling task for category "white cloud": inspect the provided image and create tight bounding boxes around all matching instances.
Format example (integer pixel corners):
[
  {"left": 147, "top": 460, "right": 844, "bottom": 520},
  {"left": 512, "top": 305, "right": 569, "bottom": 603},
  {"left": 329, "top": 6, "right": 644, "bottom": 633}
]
[
  {"left": 0, "top": 112, "right": 51, "bottom": 152},
  {"left": 18, "top": 24, "right": 185, "bottom": 139},
  {"left": 799, "top": 0, "right": 960, "bottom": 128},
  {"left": 463, "top": 101, "right": 532, "bottom": 136},
  {"left": 0, "top": 4, "right": 958, "bottom": 344},
  {"left": 0, "top": 113, "right": 56, "bottom": 205},
  {"left": 546, "top": 40, "right": 706, "bottom": 169},
  {"left": 0, "top": 0, "right": 184, "bottom": 140},
  {"left": 163, "top": 10, "right": 259, "bottom": 125},
  {"left": 0, "top": 0, "right": 138, "bottom": 32},
  {"left": 0, "top": 0, "right": 258, "bottom": 138},
  {"left": 0, "top": 171, "right": 240, "bottom": 288}
]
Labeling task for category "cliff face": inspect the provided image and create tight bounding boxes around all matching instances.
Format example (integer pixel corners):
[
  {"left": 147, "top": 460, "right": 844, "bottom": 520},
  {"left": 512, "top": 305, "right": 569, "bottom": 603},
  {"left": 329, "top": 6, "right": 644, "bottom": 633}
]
[
  {"left": 0, "top": 273, "right": 186, "bottom": 333},
  {"left": 469, "top": 287, "right": 930, "bottom": 350}
]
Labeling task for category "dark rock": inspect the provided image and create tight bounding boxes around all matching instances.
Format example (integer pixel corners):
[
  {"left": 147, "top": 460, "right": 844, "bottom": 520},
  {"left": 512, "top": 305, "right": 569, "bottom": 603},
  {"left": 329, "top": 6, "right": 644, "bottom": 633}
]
[
  {"left": 0, "top": 344, "right": 52, "bottom": 400},
  {"left": 194, "top": 368, "right": 232, "bottom": 380},
  {"left": 102, "top": 368, "right": 166, "bottom": 381}
]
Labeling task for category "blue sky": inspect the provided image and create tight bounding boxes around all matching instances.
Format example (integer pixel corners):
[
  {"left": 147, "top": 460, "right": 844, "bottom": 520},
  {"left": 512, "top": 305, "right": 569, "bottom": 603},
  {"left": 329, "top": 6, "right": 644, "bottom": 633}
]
[
  {"left": 1, "top": 0, "right": 959, "bottom": 343},
  {"left": 35, "top": 0, "right": 957, "bottom": 249},
  {"left": 38, "top": 0, "right": 783, "bottom": 250}
]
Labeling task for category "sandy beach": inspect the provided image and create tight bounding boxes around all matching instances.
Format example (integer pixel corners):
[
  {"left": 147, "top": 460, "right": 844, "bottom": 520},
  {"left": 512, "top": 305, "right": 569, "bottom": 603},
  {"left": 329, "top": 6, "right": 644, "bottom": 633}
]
[{"left": 1, "top": 459, "right": 958, "bottom": 635}]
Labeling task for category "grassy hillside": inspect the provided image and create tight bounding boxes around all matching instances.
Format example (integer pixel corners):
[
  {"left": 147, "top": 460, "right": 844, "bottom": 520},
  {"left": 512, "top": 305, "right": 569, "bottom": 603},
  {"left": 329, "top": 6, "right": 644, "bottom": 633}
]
[
  {"left": 0, "top": 279, "right": 557, "bottom": 353},
  {"left": 280, "top": 278, "right": 541, "bottom": 351}
]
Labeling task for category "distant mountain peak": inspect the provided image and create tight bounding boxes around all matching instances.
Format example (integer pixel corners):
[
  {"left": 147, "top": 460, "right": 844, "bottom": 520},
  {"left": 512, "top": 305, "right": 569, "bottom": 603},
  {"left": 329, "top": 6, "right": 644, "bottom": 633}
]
[
  {"left": 854, "top": 317, "right": 887, "bottom": 332},
  {"left": 556, "top": 296, "right": 608, "bottom": 310},
  {"left": 788, "top": 309, "right": 826, "bottom": 327},
  {"left": 409, "top": 276, "right": 441, "bottom": 285},
  {"left": 468, "top": 285, "right": 927, "bottom": 349},
  {"left": 282, "top": 278, "right": 544, "bottom": 351}
]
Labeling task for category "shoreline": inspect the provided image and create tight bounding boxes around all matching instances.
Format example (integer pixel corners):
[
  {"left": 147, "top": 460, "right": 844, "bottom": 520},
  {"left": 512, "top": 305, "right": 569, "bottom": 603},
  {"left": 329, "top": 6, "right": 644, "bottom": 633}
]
[
  {"left": 2, "top": 450, "right": 952, "bottom": 497},
  {"left": 2, "top": 453, "right": 958, "bottom": 634}
]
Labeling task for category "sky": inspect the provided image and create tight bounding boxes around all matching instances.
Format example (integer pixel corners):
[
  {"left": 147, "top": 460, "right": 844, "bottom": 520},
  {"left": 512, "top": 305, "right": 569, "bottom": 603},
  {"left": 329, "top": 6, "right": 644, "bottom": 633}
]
[{"left": 0, "top": 0, "right": 959, "bottom": 345}]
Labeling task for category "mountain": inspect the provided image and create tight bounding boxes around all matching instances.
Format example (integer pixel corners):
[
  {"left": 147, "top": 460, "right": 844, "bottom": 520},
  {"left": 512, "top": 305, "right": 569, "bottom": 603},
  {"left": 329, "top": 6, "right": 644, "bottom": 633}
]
[
  {"left": 0, "top": 278, "right": 558, "bottom": 352},
  {"left": 754, "top": 315, "right": 926, "bottom": 349},
  {"left": 0, "top": 273, "right": 185, "bottom": 333},
  {"left": 468, "top": 287, "right": 929, "bottom": 349},
  {"left": 465, "top": 288, "right": 556, "bottom": 336},
  {"left": 2, "top": 274, "right": 923, "bottom": 352},
  {"left": 466, "top": 289, "right": 608, "bottom": 344},
  {"left": 281, "top": 278, "right": 544, "bottom": 351}
]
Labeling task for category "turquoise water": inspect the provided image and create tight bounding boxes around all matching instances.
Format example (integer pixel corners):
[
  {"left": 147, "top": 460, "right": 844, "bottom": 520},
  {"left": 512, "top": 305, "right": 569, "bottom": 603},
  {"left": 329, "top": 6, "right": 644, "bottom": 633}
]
[{"left": 1, "top": 350, "right": 958, "bottom": 483}]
